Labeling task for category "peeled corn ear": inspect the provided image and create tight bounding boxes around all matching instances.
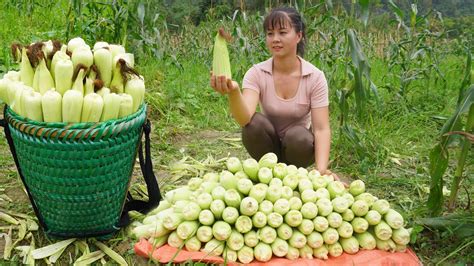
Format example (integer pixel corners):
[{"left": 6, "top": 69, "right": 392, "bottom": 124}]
[
  {"left": 124, "top": 75, "right": 145, "bottom": 112},
  {"left": 100, "top": 93, "right": 121, "bottom": 121},
  {"left": 22, "top": 90, "right": 43, "bottom": 122},
  {"left": 212, "top": 28, "right": 232, "bottom": 79},
  {"left": 19, "top": 48, "right": 34, "bottom": 87},
  {"left": 81, "top": 93, "right": 104, "bottom": 122},
  {"left": 42, "top": 89, "right": 62, "bottom": 122},
  {"left": 62, "top": 90, "right": 83, "bottom": 123}
]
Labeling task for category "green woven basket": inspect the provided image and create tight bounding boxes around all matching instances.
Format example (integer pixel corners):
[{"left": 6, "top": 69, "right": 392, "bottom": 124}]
[{"left": 4, "top": 104, "right": 147, "bottom": 239}]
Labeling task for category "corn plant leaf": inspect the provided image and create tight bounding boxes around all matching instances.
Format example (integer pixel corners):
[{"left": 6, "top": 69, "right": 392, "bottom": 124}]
[
  {"left": 31, "top": 238, "right": 76, "bottom": 259},
  {"left": 409, "top": 4, "right": 418, "bottom": 28},
  {"left": 0, "top": 211, "right": 19, "bottom": 225},
  {"left": 427, "top": 144, "right": 448, "bottom": 215},
  {"left": 418, "top": 214, "right": 474, "bottom": 239},
  {"left": 73, "top": 250, "right": 105, "bottom": 266},
  {"left": 358, "top": 0, "right": 370, "bottom": 27},
  {"left": 137, "top": 3, "right": 145, "bottom": 25},
  {"left": 0, "top": 228, "right": 13, "bottom": 260},
  {"left": 341, "top": 124, "right": 368, "bottom": 159},
  {"left": 458, "top": 48, "right": 472, "bottom": 105},
  {"left": 388, "top": 0, "right": 410, "bottom": 34},
  {"left": 428, "top": 86, "right": 474, "bottom": 214},
  {"left": 48, "top": 243, "right": 69, "bottom": 264},
  {"left": 94, "top": 241, "right": 128, "bottom": 266},
  {"left": 388, "top": 0, "right": 404, "bottom": 20},
  {"left": 325, "top": 0, "right": 333, "bottom": 10},
  {"left": 441, "top": 86, "right": 474, "bottom": 136}
]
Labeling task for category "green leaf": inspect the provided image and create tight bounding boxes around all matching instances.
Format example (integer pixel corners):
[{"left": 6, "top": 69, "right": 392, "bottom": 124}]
[
  {"left": 388, "top": 0, "right": 404, "bottom": 20},
  {"left": 428, "top": 86, "right": 474, "bottom": 214},
  {"left": 418, "top": 214, "right": 474, "bottom": 239},
  {"left": 458, "top": 49, "right": 472, "bottom": 105},
  {"left": 325, "top": 0, "right": 333, "bottom": 10},
  {"left": 441, "top": 86, "right": 474, "bottom": 136},
  {"left": 410, "top": 4, "right": 418, "bottom": 28},
  {"left": 137, "top": 3, "right": 145, "bottom": 25},
  {"left": 427, "top": 144, "right": 448, "bottom": 215},
  {"left": 358, "top": 0, "right": 370, "bottom": 27}
]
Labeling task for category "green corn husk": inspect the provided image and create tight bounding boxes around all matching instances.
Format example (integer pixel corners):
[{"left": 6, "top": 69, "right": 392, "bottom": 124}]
[
  {"left": 212, "top": 221, "right": 232, "bottom": 241},
  {"left": 375, "top": 237, "right": 396, "bottom": 252},
  {"left": 254, "top": 242, "right": 272, "bottom": 262},
  {"left": 273, "top": 198, "right": 290, "bottom": 215},
  {"left": 227, "top": 230, "right": 244, "bottom": 251},
  {"left": 286, "top": 246, "right": 300, "bottom": 260},
  {"left": 327, "top": 242, "right": 343, "bottom": 257},
  {"left": 385, "top": 209, "right": 405, "bottom": 229},
  {"left": 252, "top": 211, "right": 267, "bottom": 228},
  {"left": 184, "top": 236, "right": 201, "bottom": 252},
  {"left": 196, "top": 226, "right": 213, "bottom": 243},
  {"left": 237, "top": 246, "right": 254, "bottom": 264},
  {"left": 212, "top": 29, "right": 232, "bottom": 79},
  {"left": 355, "top": 231, "right": 377, "bottom": 250},
  {"left": 267, "top": 212, "right": 284, "bottom": 228},
  {"left": 392, "top": 227, "right": 410, "bottom": 245},
  {"left": 31, "top": 238, "right": 76, "bottom": 259},
  {"left": 202, "top": 239, "right": 224, "bottom": 256},
  {"left": 198, "top": 210, "right": 215, "bottom": 226},
  {"left": 299, "top": 244, "right": 314, "bottom": 259},
  {"left": 244, "top": 230, "right": 259, "bottom": 247},
  {"left": 289, "top": 230, "right": 307, "bottom": 249},
  {"left": 307, "top": 231, "right": 324, "bottom": 249},
  {"left": 259, "top": 226, "right": 277, "bottom": 244},
  {"left": 167, "top": 231, "right": 184, "bottom": 248},
  {"left": 222, "top": 207, "right": 239, "bottom": 224},
  {"left": 313, "top": 244, "right": 329, "bottom": 260},
  {"left": 322, "top": 228, "right": 339, "bottom": 245},
  {"left": 277, "top": 223, "right": 293, "bottom": 240},
  {"left": 272, "top": 237, "right": 289, "bottom": 257},
  {"left": 340, "top": 236, "right": 360, "bottom": 254},
  {"left": 94, "top": 241, "right": 128, "bottom": 266},
  {"left": 177, "top": 221, "right": 199, "bottom": 240}
]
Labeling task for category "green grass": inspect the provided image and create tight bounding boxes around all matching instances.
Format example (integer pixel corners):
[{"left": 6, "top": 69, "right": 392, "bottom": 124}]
[{"left": 0, "top": 1, "right": 473, "bottom": 265}]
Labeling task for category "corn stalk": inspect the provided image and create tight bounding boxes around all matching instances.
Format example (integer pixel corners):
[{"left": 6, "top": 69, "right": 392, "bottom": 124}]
[{"left": 427, "top": 85, "right": 474, "bottom": 215}]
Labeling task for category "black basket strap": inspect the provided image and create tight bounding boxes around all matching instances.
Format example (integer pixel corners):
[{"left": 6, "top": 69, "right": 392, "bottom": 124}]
[
  {"left": 117, "top": 118, "right": 161, "bottom": 228},
  {"left": 1, "top": 106, "right": 48, "bottom": 231}
]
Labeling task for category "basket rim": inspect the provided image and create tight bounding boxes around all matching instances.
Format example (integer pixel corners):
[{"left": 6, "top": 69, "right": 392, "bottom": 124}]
[{"left": 5, "top": 104, "right": 147, "bottom": 141}]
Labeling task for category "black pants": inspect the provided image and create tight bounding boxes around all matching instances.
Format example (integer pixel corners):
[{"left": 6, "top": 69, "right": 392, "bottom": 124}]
[{"left": 242, "top": 113, "right": 315, "bottom": 168}]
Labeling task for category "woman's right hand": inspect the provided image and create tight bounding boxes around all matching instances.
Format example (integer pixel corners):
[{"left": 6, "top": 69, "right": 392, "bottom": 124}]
[{"left": 210, "top": 72, "right": 239, "bottom": 95}]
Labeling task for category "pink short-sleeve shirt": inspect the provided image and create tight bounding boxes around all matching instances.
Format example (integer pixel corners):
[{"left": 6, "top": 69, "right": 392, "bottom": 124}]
[{"left": 242, "top": 57, "right": 329, "bottom": 139}]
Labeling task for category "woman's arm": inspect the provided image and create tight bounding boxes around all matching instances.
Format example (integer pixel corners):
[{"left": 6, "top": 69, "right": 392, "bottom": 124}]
[
  {"left": 211, "top": 75, "right": 259, "bottom": 127},
  {"left": 311, "top": 106, "right": 331, "bottom": 174}
]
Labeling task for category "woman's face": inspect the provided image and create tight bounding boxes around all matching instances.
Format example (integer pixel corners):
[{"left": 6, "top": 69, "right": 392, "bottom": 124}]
[{"left": 265, "top": 19, "right": 302, "bottom": 58}]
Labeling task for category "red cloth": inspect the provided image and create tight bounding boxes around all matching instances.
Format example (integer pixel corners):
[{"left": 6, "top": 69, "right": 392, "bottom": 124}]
[{"left": 134, "top": 239, "right": 422, "bottom": 266}]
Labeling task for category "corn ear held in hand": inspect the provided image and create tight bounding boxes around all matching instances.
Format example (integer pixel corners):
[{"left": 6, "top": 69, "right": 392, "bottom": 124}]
[{"left": 212, "top": 31, "right": 232, "bottom": 79}]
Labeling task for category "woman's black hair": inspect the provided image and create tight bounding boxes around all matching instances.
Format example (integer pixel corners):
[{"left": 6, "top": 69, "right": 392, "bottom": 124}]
[{"left": 263, "top": 6, "right": 306, "bottom": 57}]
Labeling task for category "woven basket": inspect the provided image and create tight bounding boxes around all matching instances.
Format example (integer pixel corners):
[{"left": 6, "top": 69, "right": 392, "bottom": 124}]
[{"left": 4, "top": 105, "right": 147, "bottom": 238}]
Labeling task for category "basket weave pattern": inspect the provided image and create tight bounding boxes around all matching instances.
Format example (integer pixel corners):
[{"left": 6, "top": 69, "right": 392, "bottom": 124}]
[{"left": 5, "top": 105, "right": 147, "bottom": 237}]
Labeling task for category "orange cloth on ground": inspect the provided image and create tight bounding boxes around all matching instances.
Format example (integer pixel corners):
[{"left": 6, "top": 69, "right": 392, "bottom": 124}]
[{"left": 134, "top": 239, "right": 422, "bottom": 266}]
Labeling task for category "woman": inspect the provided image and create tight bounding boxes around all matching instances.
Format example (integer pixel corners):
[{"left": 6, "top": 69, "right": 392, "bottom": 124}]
[{"left": 210, "top": 7, "right": 332, "bottom": 176}]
